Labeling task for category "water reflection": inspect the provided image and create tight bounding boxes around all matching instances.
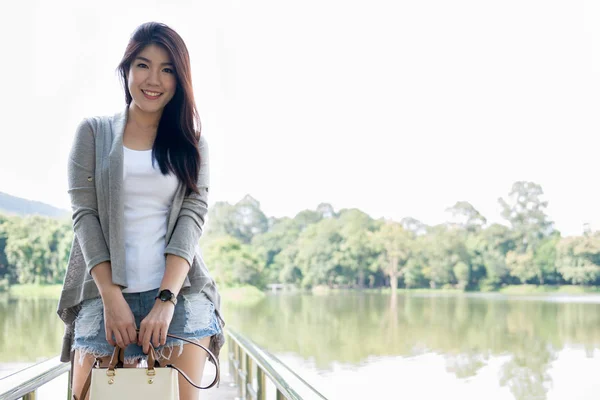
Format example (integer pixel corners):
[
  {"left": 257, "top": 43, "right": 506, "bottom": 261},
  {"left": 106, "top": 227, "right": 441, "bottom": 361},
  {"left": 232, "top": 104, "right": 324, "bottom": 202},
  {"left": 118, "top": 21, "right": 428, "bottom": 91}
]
[
  {"left": 222, "top": 292, "right": 600, "bottom": 399},
  {"left": 0, "top": 296, "right": 63, "bottom": 362},
  {"left": 2, "top": 292, "right": 600, "bottom": 399}
]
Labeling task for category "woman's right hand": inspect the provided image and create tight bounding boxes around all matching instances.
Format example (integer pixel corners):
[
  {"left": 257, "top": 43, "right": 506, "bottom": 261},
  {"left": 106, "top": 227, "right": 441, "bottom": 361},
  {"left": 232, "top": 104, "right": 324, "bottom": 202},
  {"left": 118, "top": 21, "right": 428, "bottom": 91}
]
[{"left": 101, "top": 287, "right": 137, "bottom": 348}]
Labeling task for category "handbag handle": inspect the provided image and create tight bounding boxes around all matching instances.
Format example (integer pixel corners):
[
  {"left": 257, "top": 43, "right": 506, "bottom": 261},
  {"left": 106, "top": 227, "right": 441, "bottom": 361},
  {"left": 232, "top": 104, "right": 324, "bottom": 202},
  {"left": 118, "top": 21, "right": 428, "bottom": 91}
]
[{"left": 75, "top": 332, "right": 220, "bottom": 400}]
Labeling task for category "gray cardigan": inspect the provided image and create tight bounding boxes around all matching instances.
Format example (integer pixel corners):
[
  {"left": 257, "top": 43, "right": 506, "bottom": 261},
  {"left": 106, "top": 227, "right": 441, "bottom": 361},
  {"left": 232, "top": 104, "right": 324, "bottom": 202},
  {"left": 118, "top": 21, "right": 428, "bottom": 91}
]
[{"left": 56, "top": 106, "right": 224, "bottom": 364}]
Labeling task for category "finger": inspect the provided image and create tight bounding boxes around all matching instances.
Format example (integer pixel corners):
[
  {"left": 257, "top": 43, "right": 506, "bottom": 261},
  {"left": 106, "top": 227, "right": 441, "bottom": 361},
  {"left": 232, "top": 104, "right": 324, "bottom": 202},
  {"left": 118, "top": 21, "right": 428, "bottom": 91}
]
[
  {"left": 138, "top": 324, "right": 145, "bottom": 346},
  {"left": 152, "top": 327, "right": 162, "bottom": 348},
  {"left": 142, "top": 325, "right": 154, "bottom": 354},
  {"left": 160, "top": 327, "right": 168, "bottom": 346},
  {"left": 113, "top": 330, "right": 125, "bottom": 349},
  {"left": 122, "top": 327, "right": 133, "bottom": 346},
  {"left": 106, "top": 328, "right": 116, "bottom": 347},
  {"left": 126, "top": 325, "right": 137, "bottom": 347}
]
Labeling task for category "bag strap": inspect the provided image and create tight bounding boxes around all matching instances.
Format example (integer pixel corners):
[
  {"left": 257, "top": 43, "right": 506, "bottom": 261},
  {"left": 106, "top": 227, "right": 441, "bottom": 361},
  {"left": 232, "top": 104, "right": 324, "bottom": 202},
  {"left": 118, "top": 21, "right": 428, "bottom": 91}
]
[
  {"left": 74, "top": 332, "right": 220, "bottom": 400},
  {"left": 73, "top": 358, "right": 100, "bottom": 400},
  {"left": 163, "top": 332, "right": 221, "bottom": 389}
]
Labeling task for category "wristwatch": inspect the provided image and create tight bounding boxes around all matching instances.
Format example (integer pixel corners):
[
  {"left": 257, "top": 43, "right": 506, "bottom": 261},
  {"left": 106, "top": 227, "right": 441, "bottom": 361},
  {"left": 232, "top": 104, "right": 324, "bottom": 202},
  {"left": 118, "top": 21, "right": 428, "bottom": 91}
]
[{"left": 155, "top": 289, "right": 178, "bottom": 306}]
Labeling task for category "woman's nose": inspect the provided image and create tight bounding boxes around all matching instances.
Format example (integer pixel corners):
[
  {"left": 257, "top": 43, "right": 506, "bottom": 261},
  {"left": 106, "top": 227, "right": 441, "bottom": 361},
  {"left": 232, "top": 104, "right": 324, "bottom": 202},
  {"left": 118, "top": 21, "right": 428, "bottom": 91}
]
[{"left": 146, "top": 69, "right": 161, "bottom": 86}]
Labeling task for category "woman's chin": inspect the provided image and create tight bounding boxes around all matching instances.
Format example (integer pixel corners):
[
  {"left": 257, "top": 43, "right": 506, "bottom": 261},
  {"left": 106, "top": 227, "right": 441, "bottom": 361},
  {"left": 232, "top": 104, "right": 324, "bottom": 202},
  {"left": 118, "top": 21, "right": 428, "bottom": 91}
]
[{"left": 131, "top": 100, "right": 164, "bottom": 114}]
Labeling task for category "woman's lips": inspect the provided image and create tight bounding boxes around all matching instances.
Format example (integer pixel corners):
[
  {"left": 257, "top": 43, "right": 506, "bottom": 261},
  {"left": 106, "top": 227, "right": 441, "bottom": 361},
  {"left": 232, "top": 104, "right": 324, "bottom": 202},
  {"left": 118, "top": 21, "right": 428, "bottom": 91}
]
[{"left": 142, "top": 89, "right": 162, "bottom": 100}]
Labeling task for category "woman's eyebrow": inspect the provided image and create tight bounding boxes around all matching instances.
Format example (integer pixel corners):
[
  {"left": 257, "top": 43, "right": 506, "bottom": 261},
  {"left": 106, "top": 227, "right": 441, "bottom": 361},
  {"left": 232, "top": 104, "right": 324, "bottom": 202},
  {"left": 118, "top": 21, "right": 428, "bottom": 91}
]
[{"left": 135, "top": 56, "right": 174, "bottom": 66}]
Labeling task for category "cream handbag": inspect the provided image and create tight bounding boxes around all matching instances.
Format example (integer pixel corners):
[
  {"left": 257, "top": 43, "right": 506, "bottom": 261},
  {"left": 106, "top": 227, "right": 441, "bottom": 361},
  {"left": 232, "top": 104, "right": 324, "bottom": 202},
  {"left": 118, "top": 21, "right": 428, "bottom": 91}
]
[{"left": 74, "top": 334, "right": 220, "bottom": 400}]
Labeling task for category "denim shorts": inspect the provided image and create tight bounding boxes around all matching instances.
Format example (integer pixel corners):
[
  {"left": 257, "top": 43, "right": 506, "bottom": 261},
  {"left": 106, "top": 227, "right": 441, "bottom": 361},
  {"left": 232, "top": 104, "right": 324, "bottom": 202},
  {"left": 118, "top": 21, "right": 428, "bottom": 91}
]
[{"left": 72, "top": 289, "right": 221, "bottom": 365}]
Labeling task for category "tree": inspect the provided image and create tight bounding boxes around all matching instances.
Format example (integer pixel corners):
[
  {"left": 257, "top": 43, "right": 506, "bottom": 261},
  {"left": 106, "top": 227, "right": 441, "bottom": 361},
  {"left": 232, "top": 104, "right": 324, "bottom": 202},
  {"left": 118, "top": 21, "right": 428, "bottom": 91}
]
[
  {"left": 3, "top": 216, "right": 72, "bottom": 284},
  {"left": 532, "top": 234, "right": 560, "bottom": 284},
  {"left": 293, "top": 209, "right": 323, "bottom": 230},
  {"left": 555, "top": 235, "right": 600, "bottom": 285},
  {"left": 400, "top": 217, "right": 428, "bottom": 236},
  {"left": 499, "top": 181, "right": 553, "bottom": 253},
  {"left": 426, "top": 226, "right": 468, "bottom": 288},
  {"left": 205, "top": 195, "right": 268, "bottom": 244},
  {"left": 372, "top": 221, "right": 416, "bottom": 297},
  {"left": 476, "top": 224, "right": 514, "bottom": 289},
  {"left": 337, "top": 209, "right": 381, "bottom": 288},
  {"left": 0, "top": 215, "right": 15, "bottom": 284},
  {"left": 251, "top": 217, "right": 302, "bottom": 282},
  {"left": 294, "top": 218, "right": 346, "bottom": 288},
  {"left": 446, "top": 201, "right": 487, "bottom": 232},
  {"left": 203, "top": 235, "right": 263, "bottom": 287},
  {"left": 505, "top": 250, "right": 535, "bottom": 284},
  {"left": 316, "top": 203, "right": 336, "bottom": 219}
]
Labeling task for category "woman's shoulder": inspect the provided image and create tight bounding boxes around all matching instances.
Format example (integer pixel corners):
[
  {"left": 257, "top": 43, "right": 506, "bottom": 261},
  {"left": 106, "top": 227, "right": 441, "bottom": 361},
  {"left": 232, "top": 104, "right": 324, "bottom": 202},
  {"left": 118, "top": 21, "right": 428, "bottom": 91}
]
[
  {"left": 76, "top": 108, "right": 127, "bottom": 138},
  {"left": 85, "top": 108, "right": 126, "bottom": 129}
]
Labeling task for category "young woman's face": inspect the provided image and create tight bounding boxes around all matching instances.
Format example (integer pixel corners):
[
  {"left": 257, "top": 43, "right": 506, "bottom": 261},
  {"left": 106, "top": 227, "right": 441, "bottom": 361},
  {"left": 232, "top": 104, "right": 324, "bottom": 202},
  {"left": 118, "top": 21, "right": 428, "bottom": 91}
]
[{"left": 127, "top": 44, "right": 177, "bottom": 114}]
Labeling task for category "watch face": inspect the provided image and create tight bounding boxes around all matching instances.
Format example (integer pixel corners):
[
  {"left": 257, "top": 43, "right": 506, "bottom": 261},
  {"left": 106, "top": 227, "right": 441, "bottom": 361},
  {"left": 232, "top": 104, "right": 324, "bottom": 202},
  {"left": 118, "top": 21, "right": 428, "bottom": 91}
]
[{"left": 160, "top": 290, "right": 173, "bottom": 301}]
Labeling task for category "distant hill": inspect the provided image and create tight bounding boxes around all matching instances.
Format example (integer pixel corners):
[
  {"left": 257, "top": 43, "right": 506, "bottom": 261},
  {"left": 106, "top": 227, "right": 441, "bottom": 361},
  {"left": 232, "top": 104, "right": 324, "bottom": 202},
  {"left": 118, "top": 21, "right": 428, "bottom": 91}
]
[{"left": 0, "top": 192, "right": 70, "bottom": 219}]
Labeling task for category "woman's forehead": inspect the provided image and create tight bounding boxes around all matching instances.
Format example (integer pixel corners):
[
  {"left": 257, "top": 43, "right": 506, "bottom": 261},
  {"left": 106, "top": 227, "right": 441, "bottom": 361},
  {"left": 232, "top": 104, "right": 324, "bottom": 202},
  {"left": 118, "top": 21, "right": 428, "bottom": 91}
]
[{"left": 137, "top": 44, "right": 172, "bottom": 63}]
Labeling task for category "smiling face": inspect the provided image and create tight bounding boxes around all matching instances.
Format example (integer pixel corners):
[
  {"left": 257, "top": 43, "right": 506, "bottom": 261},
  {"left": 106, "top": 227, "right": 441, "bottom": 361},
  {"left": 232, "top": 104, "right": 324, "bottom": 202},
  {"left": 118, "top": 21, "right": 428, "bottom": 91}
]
[{"left": 127, "top": 44, "right": 177, "bottom": 115}]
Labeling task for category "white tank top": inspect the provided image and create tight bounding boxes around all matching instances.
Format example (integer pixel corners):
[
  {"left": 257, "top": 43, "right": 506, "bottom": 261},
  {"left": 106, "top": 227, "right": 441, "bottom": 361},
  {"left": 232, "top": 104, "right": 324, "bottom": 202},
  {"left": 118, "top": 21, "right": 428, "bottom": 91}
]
[{"left": 121, "top": 146, "right": 179, "bottom": 293}]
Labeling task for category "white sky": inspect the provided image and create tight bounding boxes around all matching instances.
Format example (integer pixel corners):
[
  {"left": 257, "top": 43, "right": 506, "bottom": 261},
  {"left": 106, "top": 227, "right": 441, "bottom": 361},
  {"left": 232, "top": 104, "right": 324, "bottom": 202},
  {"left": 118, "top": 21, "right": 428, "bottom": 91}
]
[{"left": 1, "top": 0, "right": 599, "bottom": 236}]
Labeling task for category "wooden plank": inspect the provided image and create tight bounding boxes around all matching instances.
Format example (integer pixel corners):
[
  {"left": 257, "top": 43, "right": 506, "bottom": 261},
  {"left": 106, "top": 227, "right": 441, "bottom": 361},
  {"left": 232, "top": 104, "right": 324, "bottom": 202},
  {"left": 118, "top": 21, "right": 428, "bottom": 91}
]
[{"left": 202, "top": 359, "right": 238, "bottom": 400}]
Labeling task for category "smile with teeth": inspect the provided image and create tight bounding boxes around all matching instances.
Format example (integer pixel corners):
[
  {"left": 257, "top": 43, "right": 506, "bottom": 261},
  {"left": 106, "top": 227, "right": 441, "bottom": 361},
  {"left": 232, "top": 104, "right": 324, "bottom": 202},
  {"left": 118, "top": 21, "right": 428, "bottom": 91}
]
[{"left": 142, "top": 90, "right": 162, "bottom": 97}]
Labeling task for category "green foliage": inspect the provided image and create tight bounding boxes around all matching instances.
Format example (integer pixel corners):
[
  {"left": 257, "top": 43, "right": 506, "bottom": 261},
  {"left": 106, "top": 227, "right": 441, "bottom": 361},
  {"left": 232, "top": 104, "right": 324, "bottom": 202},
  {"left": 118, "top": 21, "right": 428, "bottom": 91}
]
[
  {"left": 0, "top": 278, "right": 8, "bottom": 293},
  {"left": 453, "top": 261, "right": 469, "bottom": 290},
  {"left": 555, "top": 234, "right": 600, "bottom": 285},
  {"left": 499, "top": 181, "right": 553, "bottom": 253},
  {"left": 203, "top": 235, "right": 264, "bottom": 288},
  {"left": 371, "top": 221, "right": 416, "bottom": 290},
  {"left": 0, "top": 214, "right": 72, "bottom": 285},
  {"left": 506, "top": 250, "right": 535, "bottom": 284},
  {"left": 206, "top": 195, "right": 268, "bottom": 244},
  {"left": 2, "top": 180, "right": 600, "bottom": 293}
]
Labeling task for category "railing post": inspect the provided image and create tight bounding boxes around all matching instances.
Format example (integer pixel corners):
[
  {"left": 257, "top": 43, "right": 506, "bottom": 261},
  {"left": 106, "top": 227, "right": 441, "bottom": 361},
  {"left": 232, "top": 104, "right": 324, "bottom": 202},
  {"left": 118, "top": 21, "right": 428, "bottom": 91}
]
[
  {"left": 67, "top": 369, "right": 72, "bottom": 400},
  {"left": 23, "top": 390, "right": 37, "bottom": 400},
  {"left": 276, "top": 389, "right": 285, "bottom": 400},
  {"left": 246, "top": 355, "right": 253, "bottom": 400},
  {"left": 256, "top": 368, "right": 266, "bottom": 400},
  {"left": 234, "top": 342, "right": 241, "bottom": 389},
  {"left": 240, "top": 347, "right": 247, "bottom": 400}
]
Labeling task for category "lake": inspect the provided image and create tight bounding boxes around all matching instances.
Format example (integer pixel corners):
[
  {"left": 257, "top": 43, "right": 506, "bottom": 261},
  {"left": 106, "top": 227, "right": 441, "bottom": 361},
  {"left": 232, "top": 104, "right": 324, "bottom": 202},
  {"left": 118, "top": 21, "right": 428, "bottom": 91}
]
[{"left": 2, "top": 291, "right": 600, "bottom": 399}]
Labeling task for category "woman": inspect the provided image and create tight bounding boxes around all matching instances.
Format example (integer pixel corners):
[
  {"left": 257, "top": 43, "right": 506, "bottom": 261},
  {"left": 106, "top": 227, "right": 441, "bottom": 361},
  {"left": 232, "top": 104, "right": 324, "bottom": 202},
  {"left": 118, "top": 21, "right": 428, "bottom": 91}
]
[{"left": 56, "top": 22, "right": 225, "bottom": 400}]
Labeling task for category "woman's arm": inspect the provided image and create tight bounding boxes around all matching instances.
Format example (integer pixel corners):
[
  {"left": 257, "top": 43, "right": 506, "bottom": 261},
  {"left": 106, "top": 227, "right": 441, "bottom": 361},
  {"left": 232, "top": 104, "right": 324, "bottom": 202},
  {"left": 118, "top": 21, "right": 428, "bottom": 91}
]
[
  {"left": 68, "top": 119, "right": 136, "bottom": 348},
  {"left": 137, "top": 254, "right": 190, "bottom": 352},
  {"left": 139, "top": 136, "right": 210, "bottom": 352},
  {"left": 67, "top": 119, "right": 111, "bottom": 272},
  {"left": 163, "top": 135, "right": 210, "bottom": 267}
]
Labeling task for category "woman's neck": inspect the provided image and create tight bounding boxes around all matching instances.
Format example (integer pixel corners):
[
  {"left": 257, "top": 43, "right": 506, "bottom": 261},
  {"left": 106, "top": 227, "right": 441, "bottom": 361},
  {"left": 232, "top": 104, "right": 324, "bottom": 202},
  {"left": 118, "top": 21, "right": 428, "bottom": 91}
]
[{"left": 127, "top": 102, "right": 162, "bottom": 132}]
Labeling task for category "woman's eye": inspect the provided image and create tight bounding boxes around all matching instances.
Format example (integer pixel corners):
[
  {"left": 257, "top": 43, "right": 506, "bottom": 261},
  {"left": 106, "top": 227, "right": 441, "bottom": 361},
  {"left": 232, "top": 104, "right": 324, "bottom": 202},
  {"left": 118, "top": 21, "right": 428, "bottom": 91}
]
[
  {"left": 137, "top": 63, "right": 148, "bottom": 68},
  {"left": 163, "top": 68, "right": 174, "bottom": 74}
]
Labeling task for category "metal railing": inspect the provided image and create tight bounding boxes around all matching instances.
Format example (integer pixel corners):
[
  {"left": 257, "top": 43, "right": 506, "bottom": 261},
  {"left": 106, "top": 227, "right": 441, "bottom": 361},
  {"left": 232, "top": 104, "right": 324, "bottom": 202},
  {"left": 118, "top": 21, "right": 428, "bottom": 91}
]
[
  {"left": 0, "top": 357, "right": 71, "bottom": 400},
  {"left": 0, "top": 328, "right": 327, "bottom": 400},
  {"left": 227, "top": 330, "right": 328, "bottom": 400}
]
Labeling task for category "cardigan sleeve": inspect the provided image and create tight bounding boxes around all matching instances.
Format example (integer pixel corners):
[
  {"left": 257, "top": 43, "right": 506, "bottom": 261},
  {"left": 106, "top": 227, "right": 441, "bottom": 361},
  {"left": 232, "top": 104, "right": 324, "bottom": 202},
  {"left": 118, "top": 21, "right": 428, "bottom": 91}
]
[
  {"left": 67, "top": 118, "right": 111, "bottom": 272},
  {"left": 164, "top": 135, "right": 210, "bottom": 267}
]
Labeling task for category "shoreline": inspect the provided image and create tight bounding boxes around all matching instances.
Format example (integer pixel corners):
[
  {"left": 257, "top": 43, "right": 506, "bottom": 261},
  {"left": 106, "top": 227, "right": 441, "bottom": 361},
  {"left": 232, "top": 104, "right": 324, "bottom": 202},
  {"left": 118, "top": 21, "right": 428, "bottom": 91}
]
[{"left": 2, "top": 283, "right": 600, "bottom": 300}]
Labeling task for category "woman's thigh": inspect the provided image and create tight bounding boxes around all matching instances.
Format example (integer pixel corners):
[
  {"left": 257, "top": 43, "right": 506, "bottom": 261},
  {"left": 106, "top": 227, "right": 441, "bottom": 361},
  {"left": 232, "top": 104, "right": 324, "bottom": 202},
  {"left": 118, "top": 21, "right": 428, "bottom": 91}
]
[
  {"left": 150, "top": 291, "right": 221, "bottom": 400},
  {"left": 158, "top": 338, "right": 211, "bottom": 400}
]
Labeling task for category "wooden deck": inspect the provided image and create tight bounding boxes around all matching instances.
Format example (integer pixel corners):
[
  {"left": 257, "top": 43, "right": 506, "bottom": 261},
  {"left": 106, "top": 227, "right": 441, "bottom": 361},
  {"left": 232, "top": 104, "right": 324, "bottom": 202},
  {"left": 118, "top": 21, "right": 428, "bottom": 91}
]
[{"left": 203, "top": 358, "right": 238, "bottom": 400}]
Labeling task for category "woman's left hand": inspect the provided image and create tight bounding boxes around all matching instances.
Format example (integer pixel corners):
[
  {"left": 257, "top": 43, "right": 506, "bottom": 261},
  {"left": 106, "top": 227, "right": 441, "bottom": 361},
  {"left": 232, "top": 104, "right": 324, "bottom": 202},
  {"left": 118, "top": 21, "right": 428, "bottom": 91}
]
[{"left": 138, "top": 300, "right": 176, "bottom": 354}]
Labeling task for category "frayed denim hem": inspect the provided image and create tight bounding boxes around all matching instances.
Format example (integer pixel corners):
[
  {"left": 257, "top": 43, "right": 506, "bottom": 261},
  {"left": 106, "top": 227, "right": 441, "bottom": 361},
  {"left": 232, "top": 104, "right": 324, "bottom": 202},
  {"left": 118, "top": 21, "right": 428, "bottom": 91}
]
[{"left": 72, "top": 289, "right": 220, "bottom": 366}]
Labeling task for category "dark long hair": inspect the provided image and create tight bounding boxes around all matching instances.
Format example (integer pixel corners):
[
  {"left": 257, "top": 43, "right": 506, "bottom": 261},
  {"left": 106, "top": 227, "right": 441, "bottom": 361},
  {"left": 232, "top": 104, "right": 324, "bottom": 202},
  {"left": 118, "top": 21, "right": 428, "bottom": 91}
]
[{"left": 117, "top": 22, "right": 201, "bottom": 195}]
